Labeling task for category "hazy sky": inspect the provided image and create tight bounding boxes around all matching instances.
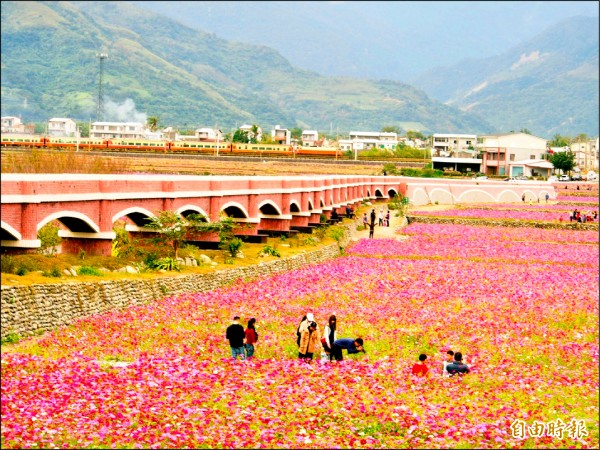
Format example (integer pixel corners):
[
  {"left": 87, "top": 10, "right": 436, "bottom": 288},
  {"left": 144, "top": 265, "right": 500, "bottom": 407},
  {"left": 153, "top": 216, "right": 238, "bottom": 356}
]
[{"left": 136, "top": 1, "right": 599, "bottom": 80}]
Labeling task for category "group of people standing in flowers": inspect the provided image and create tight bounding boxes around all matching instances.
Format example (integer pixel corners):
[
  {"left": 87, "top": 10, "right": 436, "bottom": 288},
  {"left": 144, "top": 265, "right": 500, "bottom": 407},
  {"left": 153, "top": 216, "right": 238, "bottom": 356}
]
[
  {"left": 225, "top": 315, "right": 469, "bottom": 377},
  {"left": 296, "top": 313, "right": 365, "bottom": 362},
  {"left": 224, "top": 313, "right": 365, "bottom": 361}
]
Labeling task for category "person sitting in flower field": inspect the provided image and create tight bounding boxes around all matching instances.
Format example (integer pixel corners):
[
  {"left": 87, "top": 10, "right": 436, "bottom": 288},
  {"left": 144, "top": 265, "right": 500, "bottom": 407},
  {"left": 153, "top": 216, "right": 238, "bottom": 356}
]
[
  {"left": 331, "top": 337, "right": 365, "bottom": 361},
  {"left": 299, "top": 321, "right": 320, "bottom": 362},
  {"left": 442, "top": 350, "right": 454, "bottom": 376},
  {"left": 446, "top": 352, "right": 470, "bottom": 376},
  {"left": 411, "top": 353, "right": 429, "bottom": 377}
]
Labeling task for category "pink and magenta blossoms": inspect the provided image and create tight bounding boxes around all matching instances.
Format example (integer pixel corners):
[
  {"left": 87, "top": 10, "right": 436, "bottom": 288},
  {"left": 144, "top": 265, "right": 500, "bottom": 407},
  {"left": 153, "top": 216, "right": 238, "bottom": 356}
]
[{"left": 2, "top": 207, "right": 598, "bottom": 448}]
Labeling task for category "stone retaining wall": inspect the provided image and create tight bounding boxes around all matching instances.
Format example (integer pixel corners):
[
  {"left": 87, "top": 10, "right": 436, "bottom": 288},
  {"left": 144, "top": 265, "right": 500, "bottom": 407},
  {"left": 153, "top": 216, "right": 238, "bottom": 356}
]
[{"left": 1, "top": 242, "right": 344, "bottom": 340}]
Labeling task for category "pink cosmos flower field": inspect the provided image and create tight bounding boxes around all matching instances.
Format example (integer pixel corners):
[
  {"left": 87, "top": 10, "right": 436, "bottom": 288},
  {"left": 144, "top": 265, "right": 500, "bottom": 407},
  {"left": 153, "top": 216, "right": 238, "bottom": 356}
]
[
  {"left": 1, "top": 219, "right": 598, "bottom": 448},
  {"left": 409, "top": 208, "right": 595, "bottom": 222}
]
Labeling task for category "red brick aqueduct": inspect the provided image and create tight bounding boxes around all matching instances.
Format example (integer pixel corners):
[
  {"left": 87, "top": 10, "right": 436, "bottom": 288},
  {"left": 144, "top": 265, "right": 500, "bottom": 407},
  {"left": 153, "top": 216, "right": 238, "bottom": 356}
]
[{"left": 1, "top": 174, "right": 555, "bottom": 256}]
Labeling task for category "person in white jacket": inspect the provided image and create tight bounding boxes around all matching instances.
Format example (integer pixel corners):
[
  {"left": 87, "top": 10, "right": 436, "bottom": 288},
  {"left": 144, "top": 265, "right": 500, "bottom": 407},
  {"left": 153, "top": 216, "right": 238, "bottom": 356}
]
[{"left": 321, "top": 314, "right": 337, "bottom": 361}]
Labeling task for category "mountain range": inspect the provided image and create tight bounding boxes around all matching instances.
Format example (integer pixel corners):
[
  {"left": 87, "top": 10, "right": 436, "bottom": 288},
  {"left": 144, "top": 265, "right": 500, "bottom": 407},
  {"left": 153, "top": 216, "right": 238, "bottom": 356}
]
[
  {"left": 413, "top": 15, "right": 599, "bottom": 137},
  {"left": 1, "top": 1, "right": 597, "bottom": 137}
]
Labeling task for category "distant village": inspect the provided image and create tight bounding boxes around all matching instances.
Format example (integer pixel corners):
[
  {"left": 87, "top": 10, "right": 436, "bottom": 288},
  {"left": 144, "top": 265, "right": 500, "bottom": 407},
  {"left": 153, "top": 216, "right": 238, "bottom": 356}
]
[{"left": 1, "top": 115, "right": 598, "bottom": 179}]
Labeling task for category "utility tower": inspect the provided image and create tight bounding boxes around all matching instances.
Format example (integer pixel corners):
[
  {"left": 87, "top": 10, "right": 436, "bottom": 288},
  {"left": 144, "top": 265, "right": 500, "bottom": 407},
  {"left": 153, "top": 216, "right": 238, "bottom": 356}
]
[{"left": 96, "top": 53, "right": 108, "bottom": 121}]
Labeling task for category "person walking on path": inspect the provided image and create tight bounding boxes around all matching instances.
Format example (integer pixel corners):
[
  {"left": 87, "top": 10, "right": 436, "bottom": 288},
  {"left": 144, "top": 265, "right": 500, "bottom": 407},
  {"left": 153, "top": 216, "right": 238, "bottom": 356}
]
[
  {"left": 370, "top": 208, "right": 376, "bottom": 225},
  {"left": 385, "top": 210, "right": 390, "bottom": 227},
  {"left": 226, "top": 316, "right": 246, "bottom": 360},
  {"left": 331, "top": 337, "right": 365, "bottom": 361},
  {"left": 299, "top": 321, "right": 320, "bottom": 362},
  {"left": 245, "top": 318, "right": 258, "bottom": 359},
  {"left": 321, "top": 315, "right": 338, "bottom": 361},
  {"left": 378, "top": 208, "right": 384, "bottom": 226},
  {"left": 368, "top": 221, "right": 376, "bottom": 239},
  {"left": 362, "top": 213, "right": 368, "bottom": 229}
]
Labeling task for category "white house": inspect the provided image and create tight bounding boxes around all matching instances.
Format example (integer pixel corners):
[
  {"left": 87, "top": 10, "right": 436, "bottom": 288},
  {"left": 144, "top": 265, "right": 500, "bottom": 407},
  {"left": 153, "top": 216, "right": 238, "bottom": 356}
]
[
  {"left": 195, "top": 128, "right": 223, "bottom": 141},
  {"left": 272, "top": 125, "right": 291, "bottom": 146},
  {"left": 47, "top": 118, "right": 77, "bottom": 137},
  {"left": 433, "top": 133, "right": 477, "bottom": 157},
  {"left": 509, "top": 159, "right": 554, "bottom": 178},
  {"left": 1, "top": 116, "right": 25, "bottom": 133},
  {"left": 339, "top": 131, "right": 398, "bottom": 152},
  {"left": 479, "top": 132, "right": 548, "bottom": 176},
  {"left": 90, "top": 122, "right": 145, "bottom": 139},
  {"left": 301, "top": 130, "right": 319, "bottom": 147},
  {"left": 570, "top": 140, "right": 599, "bottom": 172}
]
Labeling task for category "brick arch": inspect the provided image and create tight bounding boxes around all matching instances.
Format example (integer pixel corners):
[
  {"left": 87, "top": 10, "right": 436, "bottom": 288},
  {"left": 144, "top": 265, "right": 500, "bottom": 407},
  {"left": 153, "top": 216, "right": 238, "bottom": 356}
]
[
  {"left": 1, "top": 220, "right": 21, "bottom": 240},
  {"left": 112, "top": 207, "right": 155, "bottom": 227},
  {"left": 221, "top": 201, "right": 249, "bottom": 219},
  {"left": 290, "top": 200, "right": 301, "bottom": 213},
  {"left": 258, "top": 200, "right": 282, "bottom": 216},
  {"left": 374, "top": 189, "right": 385, "bottom": 198},
  {"left": 38, "top": 211, "right": 99, "bottom": 233},
  {"left": 458, "top": 189, "right": 496, "bottom": 203},
  {"left": 387, "top": 188, "right": 398, "bottom": 198},
  {"left": 307, "top": 199, "right": 314, "bottom": 211},
  {"left": 177, "top": 205, "right": 210, "bottom": 222}
]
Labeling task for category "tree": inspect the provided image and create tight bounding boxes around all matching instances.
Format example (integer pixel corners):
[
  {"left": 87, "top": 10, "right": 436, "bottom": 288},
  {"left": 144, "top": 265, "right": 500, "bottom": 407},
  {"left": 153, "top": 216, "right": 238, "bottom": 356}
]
[
  {"left": 549, "top": 134, "right": 571, "bottom": 148},
  {"left": 519, "top": 128, "right": 531, "bottom": 135},
  {"left": 573, "top": 133, "right": 589, "bottom": 143},
  {"left": 249, "top": 124, "right": 260, "bottom": 144},
  {"left": 549, "top": 151, "right": 575, "bottom": 174},
  {"left": 406, "top": 130, "right": 426, "bottom": 141},
  {"left": 381, "top": 126, "right": 402, "bottom": 134},
  {"left": 290, "top": 127, "right": 302, "bottom": 140},
  {"left": 143, "top": 211, "right": 207, "bottom": 259},
  {"left": 147, "top": 116, "right": 159, "bottom": 132},
  {"left": 232, "top": 129, "right": 249, "bottom": 143},
  {"left": 76, "top": 122, "right": 90, "bottom": 137}
]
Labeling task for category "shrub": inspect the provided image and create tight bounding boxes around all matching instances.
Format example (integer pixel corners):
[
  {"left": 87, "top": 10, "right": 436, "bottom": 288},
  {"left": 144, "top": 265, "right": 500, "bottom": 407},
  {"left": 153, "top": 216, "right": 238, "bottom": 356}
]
[
  {"left": 1, "top": 254, "right": 16, "bottom": 274},
  {"left": 77, "top": 266, "right": 103, "bottom": 277},
  {"left": 328, "top": 226, "right": 345, "bottom": 244},
  {"left": 1, "top": 332, "right": 21, "bottom": 345},
  {"left": 43, "top": 267, "right": 62, "bottom": 278},
  {"left": 226, "top": 237, "right": 244, "bottom": 257},
  {"left": 260, "top": 245, "right": 281, "bottom": 257},
  {"left": 153, "top": 257, "right": 181, "bottom": 271},
  {"left": 37, "top": 221, "right": 61, "bottom": 255}
]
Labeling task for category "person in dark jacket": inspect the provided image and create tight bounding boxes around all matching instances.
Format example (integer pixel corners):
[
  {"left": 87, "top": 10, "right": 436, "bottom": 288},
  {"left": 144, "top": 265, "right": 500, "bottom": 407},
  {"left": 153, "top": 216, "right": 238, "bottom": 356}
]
[
  {"left": 331, "top": 337, "right": 365, "bottom": 361},
  {"left": 446, "top": 351, "right": 470, "bottom": 376},
  {"left": 226, "top": 316, "right": 246, "bottom": 360}
]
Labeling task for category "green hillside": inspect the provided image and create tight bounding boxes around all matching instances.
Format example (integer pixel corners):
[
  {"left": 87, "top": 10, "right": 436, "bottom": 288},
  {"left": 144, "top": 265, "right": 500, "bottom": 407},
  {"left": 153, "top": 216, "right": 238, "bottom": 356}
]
[
  {"left": 0, "top": 1, "right": 492, "bottom": 135},
  {"left": 413, "top": 16, "right": 599, "bottom": 137}
]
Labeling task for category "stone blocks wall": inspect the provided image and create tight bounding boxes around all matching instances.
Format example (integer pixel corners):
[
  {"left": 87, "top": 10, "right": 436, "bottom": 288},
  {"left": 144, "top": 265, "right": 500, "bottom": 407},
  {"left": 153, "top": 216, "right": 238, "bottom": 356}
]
[{"left": 1, "top": 244, "right": 342, "bottom": 340}]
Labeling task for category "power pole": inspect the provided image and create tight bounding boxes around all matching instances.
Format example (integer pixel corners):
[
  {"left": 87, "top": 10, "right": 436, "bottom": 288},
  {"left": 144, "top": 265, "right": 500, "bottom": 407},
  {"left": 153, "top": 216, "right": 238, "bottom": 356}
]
[{"left": 96, "top": 53, "right": 108, "bottom": 122}]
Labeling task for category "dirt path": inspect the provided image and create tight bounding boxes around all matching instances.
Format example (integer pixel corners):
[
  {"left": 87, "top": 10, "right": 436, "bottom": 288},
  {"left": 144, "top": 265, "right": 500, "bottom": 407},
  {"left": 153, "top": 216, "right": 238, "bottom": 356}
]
[{"left": 347, "top": 205, "right": 408, "bottom": 242}]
